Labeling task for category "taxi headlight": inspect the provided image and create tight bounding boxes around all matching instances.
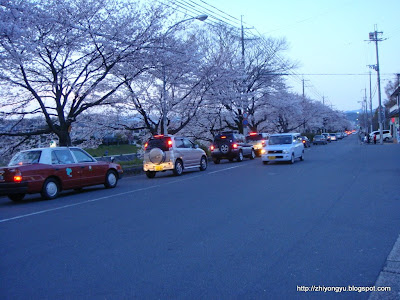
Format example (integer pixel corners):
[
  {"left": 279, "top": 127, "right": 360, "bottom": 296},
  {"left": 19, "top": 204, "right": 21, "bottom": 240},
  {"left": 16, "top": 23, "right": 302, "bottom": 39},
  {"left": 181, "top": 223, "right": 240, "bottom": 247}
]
[
  {"left": 261, "top": 149, "right": 266, "bottom": 154},
  {"left": 282, "top": 150, "right": 289, "bottom": 154}
]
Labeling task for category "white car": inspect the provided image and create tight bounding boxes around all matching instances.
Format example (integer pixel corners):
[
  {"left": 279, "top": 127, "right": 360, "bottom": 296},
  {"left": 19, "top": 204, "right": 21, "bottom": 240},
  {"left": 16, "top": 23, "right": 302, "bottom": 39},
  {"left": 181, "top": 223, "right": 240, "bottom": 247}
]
[
  {"left": 369, "top": 130, "right": 392, "bottom": 141},
  {"left": 261, "top": 133, "right": 304, "bottom": 164}
]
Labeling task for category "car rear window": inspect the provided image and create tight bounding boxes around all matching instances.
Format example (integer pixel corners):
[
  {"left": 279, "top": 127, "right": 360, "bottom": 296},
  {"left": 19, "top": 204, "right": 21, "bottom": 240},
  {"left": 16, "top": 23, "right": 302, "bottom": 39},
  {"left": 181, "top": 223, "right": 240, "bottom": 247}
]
[
  {"left": 246, "top": 134, "right": 263, "bottom": 142},
  {"left": 214, "top": 134, "right": 234, "bottom": 142},
  {"left": 147, "top": 138, "right": 171, "bottom": 151},
  {"left": 9, "top": 150, "right": 42, "bottom": 166}
]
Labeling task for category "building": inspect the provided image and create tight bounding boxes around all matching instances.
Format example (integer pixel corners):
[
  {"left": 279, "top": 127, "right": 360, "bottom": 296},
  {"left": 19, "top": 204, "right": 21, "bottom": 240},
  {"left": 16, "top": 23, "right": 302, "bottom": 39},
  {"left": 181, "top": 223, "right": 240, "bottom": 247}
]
[{"left": 389, "top": 84, "right": 400, "bottom": 143}]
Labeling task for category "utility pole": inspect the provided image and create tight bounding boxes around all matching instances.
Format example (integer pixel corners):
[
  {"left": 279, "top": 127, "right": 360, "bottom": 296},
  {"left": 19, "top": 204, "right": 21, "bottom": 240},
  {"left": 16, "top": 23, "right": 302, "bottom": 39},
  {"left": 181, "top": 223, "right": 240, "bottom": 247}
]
[
  {"left": 369, "top": 71, "right": 373, "bottom": 133},
  {"left": 364, "top": 88, "right": 368, "bottom": 132},
  {"left": 302, "top": 78, "right": 307, "bottom": 133},
  {"left": 240, "top": 15, "right": 248, "bottom": 136},
  {"left": 368, "top": 26, "right": 385, "bottom": 144}
]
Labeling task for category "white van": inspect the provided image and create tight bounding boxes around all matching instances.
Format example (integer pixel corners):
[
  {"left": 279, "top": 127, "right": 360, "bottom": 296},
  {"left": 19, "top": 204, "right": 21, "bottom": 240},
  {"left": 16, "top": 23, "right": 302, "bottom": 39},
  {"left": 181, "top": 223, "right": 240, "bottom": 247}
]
[
  {"left": 369, "top": 130, "right": 392, "bottom": 141},
  {"left": 261, "top": 133, "right": 304, "bottom": 164}
]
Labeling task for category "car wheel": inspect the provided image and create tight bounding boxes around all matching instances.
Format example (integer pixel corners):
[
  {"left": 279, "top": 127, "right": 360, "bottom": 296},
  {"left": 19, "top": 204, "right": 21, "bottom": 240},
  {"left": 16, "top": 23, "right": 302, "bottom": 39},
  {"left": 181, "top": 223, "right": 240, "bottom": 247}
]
[
  {"left": 41, "top": 178, "right": 60, "bottom": 200},
  {"left": 384, "top": 137, "right": 389, "bottom": 141},
  {"left": 146, "top": 171, "right": 156, "bottom": 178},
  {"left": 290, "top": 153, "right": 295, "bottom": 164},
  {"left": 8, "top": 194, "right": 25, "bottom": 202},
  {"left": 237, "top": 150, "right": 244, "bottom": 162},
  {"left": 104, "top": 170, "right": 118, "bottom": 188},
  {"left": 213, "top": 158, "right": 220, "bottom": 164},
  {"left": 173, "top": 159, "right": 183, "bottom": 176},
  {"left": 263, "top": 161, "right": 269, "bottom": 165},
  {"left": 300, "top": 151, "right": 304, "bottom": 161},
  {"left": 250, "top": 149, "right": 256, "bottom": 160},
  {"left": 199, "top": 156, "right": 207, "bottom": 171}
]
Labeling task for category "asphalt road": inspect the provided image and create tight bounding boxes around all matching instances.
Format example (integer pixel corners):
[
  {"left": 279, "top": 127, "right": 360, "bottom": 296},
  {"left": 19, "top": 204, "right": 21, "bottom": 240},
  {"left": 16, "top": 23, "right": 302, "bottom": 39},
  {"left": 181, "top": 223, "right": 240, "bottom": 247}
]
[{"left": 1, "top": 135, "right": 400, "bottom": 299}]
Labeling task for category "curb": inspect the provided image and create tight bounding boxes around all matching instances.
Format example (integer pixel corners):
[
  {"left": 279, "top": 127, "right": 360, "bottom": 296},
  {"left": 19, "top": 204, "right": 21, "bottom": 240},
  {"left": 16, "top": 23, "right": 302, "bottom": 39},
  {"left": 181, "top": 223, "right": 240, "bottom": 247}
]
[{"left": 369, "top": 234, "right": 400, "bottom": 299}]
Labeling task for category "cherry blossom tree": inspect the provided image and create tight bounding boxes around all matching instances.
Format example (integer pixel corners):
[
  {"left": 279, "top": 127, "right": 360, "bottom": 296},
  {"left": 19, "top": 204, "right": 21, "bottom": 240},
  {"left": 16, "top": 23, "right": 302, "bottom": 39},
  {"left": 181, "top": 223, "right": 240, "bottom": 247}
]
[{"left": 0, "top": 0, "right": 166, "bottom": 146}]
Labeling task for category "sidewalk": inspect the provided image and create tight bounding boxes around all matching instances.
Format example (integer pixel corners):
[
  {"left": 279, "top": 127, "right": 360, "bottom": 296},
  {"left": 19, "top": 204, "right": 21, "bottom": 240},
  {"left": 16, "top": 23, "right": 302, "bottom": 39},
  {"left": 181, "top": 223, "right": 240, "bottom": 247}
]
[{"left": 369, "top": 234, "right": 400, "bottom": 299}]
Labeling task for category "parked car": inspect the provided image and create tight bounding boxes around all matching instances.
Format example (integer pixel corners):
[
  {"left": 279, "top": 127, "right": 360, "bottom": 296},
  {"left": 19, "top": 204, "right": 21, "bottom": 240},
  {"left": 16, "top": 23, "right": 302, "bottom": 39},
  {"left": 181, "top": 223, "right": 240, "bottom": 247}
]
[
  {"left": 321, "top": 133, "right": 331, "bottom": 142},
  {"left": 245, "top": 132, "right": 269, "bottom": 156},
  {"left": 369, "top": 130, "right": 392, "bottom": 141},
  {"left": 0, "top": 147, "right": 123, "bottom": 202},
  {"left": 210, "top": 132, "right": 255, "bottom": 164},
  {"left": 261, "top": 133, "right": 304, "bottom": 164},
  {"left": 300, "top": 136, "right": 311, "bottom": 148},
  {"left": 329, "top": 133, "right": 337, "bottom": 141},
  {"left": 143, "top": 135, "right": 207, "bottom": 178},
  {"left": 313, "top": 135, "right": 327, "bottom": 145}
]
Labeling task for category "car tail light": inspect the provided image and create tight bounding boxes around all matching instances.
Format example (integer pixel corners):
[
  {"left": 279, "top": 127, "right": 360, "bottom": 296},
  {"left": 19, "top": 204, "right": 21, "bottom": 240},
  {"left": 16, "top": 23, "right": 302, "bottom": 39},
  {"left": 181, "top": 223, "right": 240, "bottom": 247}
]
[
  {"left": 261, "top": 140, "right": 266, "bottom": 146},
  {"left": 13, "top": 170, "right": 22, "bottom": 183},
  {"left": 210, "top": 145, "right": 215, "bottom": 151},
  {"left": 232, "top": 143, "right": 238, "bottom": 149},
  {"left": 302, "top": 140, "right": 306, "bottom": 144},
  {"left": 220, "top": 136, "right": 226, "bottom": 139},
  {"left": 144, "top": 142, "right": 148, "bottom": 150},
  {"left": 167, "top": 138, "right": 173, "bottom": 148},
  {"left": 249, "top": 132, "right": 257, "bottom": 136}
]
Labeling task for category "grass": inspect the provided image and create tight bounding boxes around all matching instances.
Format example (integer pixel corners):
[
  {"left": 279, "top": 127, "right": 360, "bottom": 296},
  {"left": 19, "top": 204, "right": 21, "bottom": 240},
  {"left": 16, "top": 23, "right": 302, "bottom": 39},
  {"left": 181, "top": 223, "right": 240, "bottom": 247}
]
[
  {"left": 118, "top": 158, "right": 143, "bottom": 167},
  {"left": 84, "top": 144, "right": 139, "bottom": 157}
]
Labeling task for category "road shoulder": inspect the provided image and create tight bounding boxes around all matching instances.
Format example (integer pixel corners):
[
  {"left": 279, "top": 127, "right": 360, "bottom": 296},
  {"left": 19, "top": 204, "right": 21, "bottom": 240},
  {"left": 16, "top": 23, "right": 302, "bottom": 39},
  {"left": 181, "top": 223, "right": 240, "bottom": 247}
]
[{"left": 369, "top": 234, "right": 400, "bottom": 299}]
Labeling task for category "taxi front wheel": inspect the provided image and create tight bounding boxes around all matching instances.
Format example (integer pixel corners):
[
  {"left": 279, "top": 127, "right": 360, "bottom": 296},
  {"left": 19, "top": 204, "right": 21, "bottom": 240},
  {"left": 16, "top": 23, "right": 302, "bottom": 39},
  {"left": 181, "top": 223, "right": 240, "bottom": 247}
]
[{"left": 105, "top": 170, "right": 118, "bottom": 188}]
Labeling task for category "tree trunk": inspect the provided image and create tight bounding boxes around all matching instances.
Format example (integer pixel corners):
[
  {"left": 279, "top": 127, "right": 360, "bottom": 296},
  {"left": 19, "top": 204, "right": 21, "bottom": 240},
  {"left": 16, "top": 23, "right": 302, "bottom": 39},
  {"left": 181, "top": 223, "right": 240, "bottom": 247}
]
[{"left": 57, "top": 130, "right": 72, "bottom": 147}]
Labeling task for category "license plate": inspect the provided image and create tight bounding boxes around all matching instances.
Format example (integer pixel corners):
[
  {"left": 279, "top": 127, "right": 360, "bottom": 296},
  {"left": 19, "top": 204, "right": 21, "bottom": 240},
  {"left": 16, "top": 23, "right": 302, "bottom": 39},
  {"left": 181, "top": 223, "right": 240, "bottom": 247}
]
[
  {"left": 269, "top": 156, "right": 276, "bottom": 160},
  {"left": 155, "top": 165, "right": 164, "bottom": 171}
]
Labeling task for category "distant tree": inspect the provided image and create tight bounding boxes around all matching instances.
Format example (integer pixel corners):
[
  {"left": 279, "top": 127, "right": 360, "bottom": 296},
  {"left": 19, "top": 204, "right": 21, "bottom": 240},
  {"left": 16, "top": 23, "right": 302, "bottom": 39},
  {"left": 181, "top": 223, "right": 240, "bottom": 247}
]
[{"left": 206, "top": 24, "right": 296, "bottom": 134}]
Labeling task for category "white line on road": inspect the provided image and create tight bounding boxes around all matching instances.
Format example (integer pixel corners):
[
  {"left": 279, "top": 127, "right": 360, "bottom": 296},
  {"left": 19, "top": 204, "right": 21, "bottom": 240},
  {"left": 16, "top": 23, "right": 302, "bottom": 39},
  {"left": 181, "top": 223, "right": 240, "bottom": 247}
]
[
  {"left": 0, "top": 164, "right": 245, "bottom": 224},
  {"left": 208, "top": 165, "right": 243, "bottom": 174}
]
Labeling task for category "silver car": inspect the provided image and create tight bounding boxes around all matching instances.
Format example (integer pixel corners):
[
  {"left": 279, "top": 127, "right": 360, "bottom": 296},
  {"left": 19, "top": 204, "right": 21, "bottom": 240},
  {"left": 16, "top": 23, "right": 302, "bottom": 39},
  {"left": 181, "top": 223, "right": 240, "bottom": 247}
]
[{"left": 143, "top": 135, "right": 207, "bottom": 178}]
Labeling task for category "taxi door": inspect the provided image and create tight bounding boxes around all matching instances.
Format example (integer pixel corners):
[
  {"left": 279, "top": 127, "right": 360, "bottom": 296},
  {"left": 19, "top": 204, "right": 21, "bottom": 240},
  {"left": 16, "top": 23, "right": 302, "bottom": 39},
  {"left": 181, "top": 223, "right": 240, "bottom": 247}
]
[
  {"left": 51, "top": 149, "right": 83, "bottom": 189},
  {"left": 70, "top": 148, "right": 106, "bottom": 185}
]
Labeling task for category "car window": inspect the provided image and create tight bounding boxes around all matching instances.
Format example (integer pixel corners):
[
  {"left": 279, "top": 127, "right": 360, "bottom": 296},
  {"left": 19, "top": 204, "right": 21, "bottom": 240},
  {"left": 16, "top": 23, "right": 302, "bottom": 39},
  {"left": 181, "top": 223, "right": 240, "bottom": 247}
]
[
  {"left": 215, "top": 134, "right": 233, "bottom": 142},
  {"left": 52, "top": 150, "right": 75, "bottom": 164},
  {"left": 9, "top": 150, "right": 42, "bottom": 166},
  {"left": 183, "top": 138, "right": 194, "bottom": 148},
  {"left": 175, "top": 138, "right": 185, "bottom": 148},
  {"left": 246, "top": 134, "right": 263, "bottom": 142},
  {"left": 71, "top": 148, "right": 95, "bottom": 163},
  {"left": 269, "top": 136, "right": 292, "bottom": 145},
  {"left": 147, "top": 137, "right": 172, "bottom": 151}
]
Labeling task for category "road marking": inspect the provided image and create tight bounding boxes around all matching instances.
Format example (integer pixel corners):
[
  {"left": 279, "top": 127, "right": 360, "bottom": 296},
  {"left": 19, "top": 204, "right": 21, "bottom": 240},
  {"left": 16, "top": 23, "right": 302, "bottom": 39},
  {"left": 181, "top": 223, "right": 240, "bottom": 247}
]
[
  {"left": 208, "top": 165, "right": 243, "bottom": 174},
  {"left": 0, "top": 164, "right": 245, "bottom": 224},
  {"left": 0, "top": 185, "right": 164, "bottom": 224}
]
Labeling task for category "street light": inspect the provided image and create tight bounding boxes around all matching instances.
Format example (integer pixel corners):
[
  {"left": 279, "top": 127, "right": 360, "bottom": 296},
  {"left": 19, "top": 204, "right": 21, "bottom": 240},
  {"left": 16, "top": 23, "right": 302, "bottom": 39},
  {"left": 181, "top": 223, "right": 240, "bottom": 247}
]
[{"left": 161, "top": 14, "right": 208, "bottom": 135}]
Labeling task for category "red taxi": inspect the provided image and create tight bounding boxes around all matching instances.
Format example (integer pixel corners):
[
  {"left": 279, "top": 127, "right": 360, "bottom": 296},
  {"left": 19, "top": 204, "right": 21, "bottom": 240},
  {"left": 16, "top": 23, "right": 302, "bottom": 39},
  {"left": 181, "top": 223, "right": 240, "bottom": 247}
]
[{"left": 0, "top": 147, "right": 123, "bottom": 202}]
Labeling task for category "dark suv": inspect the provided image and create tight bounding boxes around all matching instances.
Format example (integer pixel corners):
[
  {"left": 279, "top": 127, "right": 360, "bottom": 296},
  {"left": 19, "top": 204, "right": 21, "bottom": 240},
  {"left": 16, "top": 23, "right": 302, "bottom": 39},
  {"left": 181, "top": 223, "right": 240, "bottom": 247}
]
[{"left": 210, "top": 132, "right": 255, "bottom": 164}]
